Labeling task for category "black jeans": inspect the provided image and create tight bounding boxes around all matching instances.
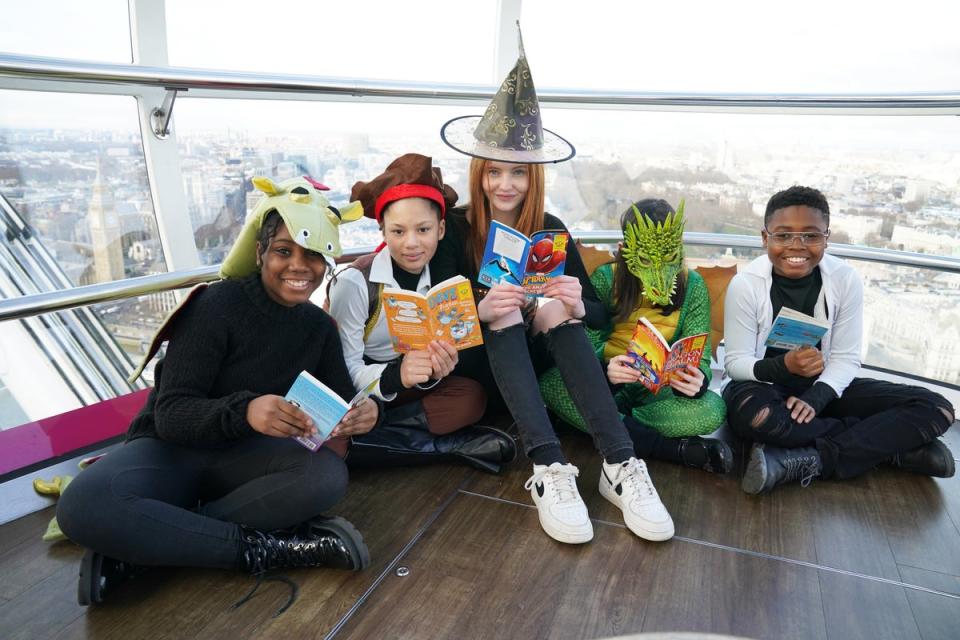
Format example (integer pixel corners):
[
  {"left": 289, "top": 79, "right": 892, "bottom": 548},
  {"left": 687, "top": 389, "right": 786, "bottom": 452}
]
[
  {"left": 57, "top": 435, "right": 348, "bottom": 568},
  {"left": 483, "top": 322, "right": 634, "bottom": 462},
  {"left": 724, "top": 378, "right": 954, "bottom": 479}
]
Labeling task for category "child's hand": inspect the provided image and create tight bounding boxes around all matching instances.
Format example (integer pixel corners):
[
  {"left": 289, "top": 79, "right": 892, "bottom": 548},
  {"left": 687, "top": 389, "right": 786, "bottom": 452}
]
[
  {"left": 607, "top": 355, "right": 642, "bottom": 385},
  {"left": 400, "top": 350, "right": 434, "bottom": 388},
  {"left": 331, "top": 398, "right": 378, "bottom": 438},
  {"left": 477, "top": 282, "right": 527, "bottom": 323},
  {"left": 542, "top": 275, "right": 585, "bottom": 320},
  {"left": 427, "top": 340, "right": 458, "bottom": 379},
  {"left": 785, "top": 346, "right": 824, "bottom": 377},
  {"left": 786, "top": 396, "right": 817, "bottom": 424},
  {"left": 246, "top": 394, "right": 316, "bottom": 438},
  {"left": 669, "top": 364, "right": 704, "bottom": 397}
]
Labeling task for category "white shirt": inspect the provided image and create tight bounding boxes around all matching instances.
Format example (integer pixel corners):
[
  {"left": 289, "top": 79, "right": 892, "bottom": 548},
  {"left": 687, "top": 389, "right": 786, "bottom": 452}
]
[
  {"left": 326, "top": 248, "right": 432, "bottom": 401},
  {"left": 722, "top": 253, "right": 863, "bottom": 397}
]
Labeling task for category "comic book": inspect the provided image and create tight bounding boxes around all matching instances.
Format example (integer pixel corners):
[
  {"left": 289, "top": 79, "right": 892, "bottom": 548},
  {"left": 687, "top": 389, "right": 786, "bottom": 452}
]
[
  {"left": 381, "top": 275, "right": 483, "bottom": 353},
  {"left": 765, "top": 307, "right": 830, "bottom": 350},
  {"left": 477, "top": 220, "right": 569, "bottom": 296},
  {"left": 626, "top": 317, "right": 709, "bottom": 394}
]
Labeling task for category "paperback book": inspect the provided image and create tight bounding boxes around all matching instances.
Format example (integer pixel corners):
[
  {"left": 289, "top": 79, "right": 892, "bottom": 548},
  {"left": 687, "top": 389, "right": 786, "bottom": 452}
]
[
  {"left": 382, "top": 275, "right": 483, "bottom": 353},
  {"left": 285, "top": 371, "right": 372, "bottom": 451},
  {"left": 765, "top": 307, "right": 830, "bottom": 350},
  {"left": 626, "top": 317, "right": 708, "bottom": 394},
  {"left": 477, "top": 220, "right": 569, "bottom": 296}
]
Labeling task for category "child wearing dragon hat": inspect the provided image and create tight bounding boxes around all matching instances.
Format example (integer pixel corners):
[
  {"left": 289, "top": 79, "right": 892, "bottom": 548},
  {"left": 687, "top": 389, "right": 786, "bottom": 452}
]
[
  {"left": 58, "top": 176, "right": 377, "bottom": 610},
  {"left": 540, "top": 199, "right": 731, "bottom": 474}
]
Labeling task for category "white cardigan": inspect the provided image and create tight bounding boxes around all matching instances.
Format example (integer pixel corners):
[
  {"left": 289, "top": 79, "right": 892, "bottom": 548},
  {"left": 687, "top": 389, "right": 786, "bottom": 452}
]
[
  {"left": 326, "top": 249, "right": 432, "bottom": 401},
  {"left": 722, "top": 253, "right": 863, "bottom": 396}
]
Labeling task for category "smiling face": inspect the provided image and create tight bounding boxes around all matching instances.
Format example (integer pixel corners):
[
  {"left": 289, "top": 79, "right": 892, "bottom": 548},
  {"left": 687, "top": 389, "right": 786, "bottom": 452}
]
[
  {"left": 763, "top": 205, "right": 829, "bottom": 278},
  {"left": 381, "top": 197, "right": 445, "bottom": 274},
  {"left": 257, "top": 223, "right": 327, "bottom": 306},
  {"left": 481, "top": 161, "right": 530, "bottom": 220}
]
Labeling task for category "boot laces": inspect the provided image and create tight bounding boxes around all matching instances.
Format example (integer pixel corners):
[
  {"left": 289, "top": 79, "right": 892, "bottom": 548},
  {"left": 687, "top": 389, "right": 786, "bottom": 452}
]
[
  {"left": 525, "top": 463, "right": 580, "bottom": 504},
  {"left": 783, "top": 455, "right": 820, "bottom": 487}
]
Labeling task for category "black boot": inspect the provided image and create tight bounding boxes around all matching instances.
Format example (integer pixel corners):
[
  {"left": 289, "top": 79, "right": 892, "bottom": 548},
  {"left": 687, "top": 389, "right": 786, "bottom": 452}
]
[
  {"left": 623, "top": 415, "right": 733, "bottom": 474},
  {"left": 77, "top": 549, "right": 145, "bottom": 605},
  {"left": 679, "top": 436, "right": 735, "bottom": 474},
  {"left": 239, "top": 519, "right": 369, "bottom": 574},
  {"left": 891, "top": 440, "right": 955, "bottom": 478},
  {"left": 741, "top": 443, "right": 821, "bottom": 495},
  {"left": 348, "top": 422, "right": 517, "bottom": 474}
]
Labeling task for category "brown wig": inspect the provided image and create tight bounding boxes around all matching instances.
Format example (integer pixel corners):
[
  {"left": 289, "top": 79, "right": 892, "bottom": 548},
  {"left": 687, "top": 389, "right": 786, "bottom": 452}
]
[
  {"left": 612, "top": 199, "right": 687, "bottom": 322},
  {"left": 464, "top": 158, "right": 546, "bottom": 271}
]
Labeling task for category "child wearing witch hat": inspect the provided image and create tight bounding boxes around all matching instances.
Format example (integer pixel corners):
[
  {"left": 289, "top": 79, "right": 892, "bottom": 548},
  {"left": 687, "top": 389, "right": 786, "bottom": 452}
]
[
  {"left": 326, "top": 153, "right": 516, "bottom": 473},
  {"left": 433, "top": 24, "right": 675, "bottom": 545}
]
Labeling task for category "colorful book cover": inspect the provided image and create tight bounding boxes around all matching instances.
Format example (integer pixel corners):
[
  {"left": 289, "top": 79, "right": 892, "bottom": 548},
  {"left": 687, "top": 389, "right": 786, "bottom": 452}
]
[
  {"left": 477, "top": 220, "right": 569, "bottom": 296},
  {"left": 285, "top": 370, "right": 350, "bottom": 452},
  {"left": 382, "top": 275, "right": 483, "bottom": 353},
  {"left": 626, "top": 317, "right": 708, "bottom": 394},
  {"left": 765, "top": 307, "right": 830, "bottom": 350}
]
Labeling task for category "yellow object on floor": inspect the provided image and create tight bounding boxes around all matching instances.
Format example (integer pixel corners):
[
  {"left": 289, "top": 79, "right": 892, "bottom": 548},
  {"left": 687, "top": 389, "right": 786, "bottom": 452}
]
[{"left": 32, "top": 475, "right": 73, "bottom": 497}]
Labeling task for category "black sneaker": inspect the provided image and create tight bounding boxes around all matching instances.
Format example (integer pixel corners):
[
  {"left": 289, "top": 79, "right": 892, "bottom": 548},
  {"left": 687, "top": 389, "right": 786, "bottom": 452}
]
[
  {"left": 78, "top": 549, "right": 144, "bottom": 606},
  {"left": 891, "top": 440, "right": 956, "bottom": 478},
  {"left": 741, "top": 443, "right": 821, "bottom": 495}
]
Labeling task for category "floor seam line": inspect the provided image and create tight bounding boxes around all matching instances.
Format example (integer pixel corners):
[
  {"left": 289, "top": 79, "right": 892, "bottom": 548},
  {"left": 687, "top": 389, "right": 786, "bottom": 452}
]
[
  {"left": 457, "top": 488, "right": 960, "bottom": 601},
  {"left": 324, "top": 475, "right": 470, "bottom": 640}
]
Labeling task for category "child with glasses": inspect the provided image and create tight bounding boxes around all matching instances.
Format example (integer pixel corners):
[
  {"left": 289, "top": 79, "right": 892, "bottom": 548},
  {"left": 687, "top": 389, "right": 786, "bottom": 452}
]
[{"left": 723, "top": 185, "right": 954, "bottom": 494}]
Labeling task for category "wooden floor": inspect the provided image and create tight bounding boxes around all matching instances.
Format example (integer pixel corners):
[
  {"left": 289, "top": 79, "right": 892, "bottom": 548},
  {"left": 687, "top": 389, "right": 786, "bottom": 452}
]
[{"left": 2, "top": 424, "right": 959, "bottom": 640}]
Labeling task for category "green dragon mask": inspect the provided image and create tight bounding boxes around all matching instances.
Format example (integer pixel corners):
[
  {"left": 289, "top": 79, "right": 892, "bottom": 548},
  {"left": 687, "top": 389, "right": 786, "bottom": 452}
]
[{"left": 621, "top": 200, "right": 686, "bottom": 306}]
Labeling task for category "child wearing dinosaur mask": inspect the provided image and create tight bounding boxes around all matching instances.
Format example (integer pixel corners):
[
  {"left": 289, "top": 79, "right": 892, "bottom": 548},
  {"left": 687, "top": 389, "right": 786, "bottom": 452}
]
[{"left": 540, "top": 199, "right": 730, "bottom": 474}]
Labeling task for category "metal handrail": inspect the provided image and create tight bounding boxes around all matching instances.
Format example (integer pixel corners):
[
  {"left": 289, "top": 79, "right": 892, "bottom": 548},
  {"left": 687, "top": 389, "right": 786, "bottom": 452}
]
[
  {"left": 2, "top": 234, "right": 959, "bottom": 323},
  {"left": 2, "top": 53, "right": 960, "bottom": 110}
]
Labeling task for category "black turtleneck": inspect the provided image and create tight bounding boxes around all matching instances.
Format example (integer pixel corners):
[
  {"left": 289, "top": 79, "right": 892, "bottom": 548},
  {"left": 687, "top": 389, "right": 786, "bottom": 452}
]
[{"left": 126, "top": 274, "right": 359, "bottom": 447}]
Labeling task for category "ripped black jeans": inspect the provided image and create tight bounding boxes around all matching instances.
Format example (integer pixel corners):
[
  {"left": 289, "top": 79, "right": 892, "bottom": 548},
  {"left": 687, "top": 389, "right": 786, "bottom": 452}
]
[{"left": 723, "top": 378, "right": 954, "bottom": 479}]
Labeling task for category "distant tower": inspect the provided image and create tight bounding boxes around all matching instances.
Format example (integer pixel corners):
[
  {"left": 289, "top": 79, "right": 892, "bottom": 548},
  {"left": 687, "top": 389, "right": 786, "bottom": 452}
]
[{"left": 87, "top": 157, "right": 125, "bottom": 283}]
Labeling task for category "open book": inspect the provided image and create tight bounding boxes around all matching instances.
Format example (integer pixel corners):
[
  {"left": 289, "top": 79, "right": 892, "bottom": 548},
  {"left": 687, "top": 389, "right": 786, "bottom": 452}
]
[
  {"left": 286, "top": 371, "right": 372, "bottom": 451},
  {"left": 765, "top": 307, "right": 830, "bottom": 350},
  {"left": 382, "top": 275, "right": 483, "bottom": 353},
  {"left": 626, "top": 317, "right": 709, "bottom": 394},
  {"left": 477, "top": 220, "right": 569, "bottom": 296}
]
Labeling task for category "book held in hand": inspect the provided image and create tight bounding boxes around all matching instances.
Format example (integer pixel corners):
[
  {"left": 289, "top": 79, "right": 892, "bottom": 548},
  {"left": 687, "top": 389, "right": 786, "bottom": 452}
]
[
  {"left": 382, "top": 275, "right": 483, "bottom": 353},
  {"left": 765, "top": 307, "right": 830, "bottom": 350},
  {"left": 285, "top": 371, "right": 351, "bottom": 452},
  {"left": 626, "top": 317, "right": 709, "bottom": 394},
  {"left": 477, "top": 220, "right": 569, "bottom": 296}
]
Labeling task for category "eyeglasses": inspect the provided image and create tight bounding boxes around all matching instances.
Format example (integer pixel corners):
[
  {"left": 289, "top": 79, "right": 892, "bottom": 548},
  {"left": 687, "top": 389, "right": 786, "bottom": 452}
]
[{"left": 764, "top": 229, "right": 830, "bottom": 246}]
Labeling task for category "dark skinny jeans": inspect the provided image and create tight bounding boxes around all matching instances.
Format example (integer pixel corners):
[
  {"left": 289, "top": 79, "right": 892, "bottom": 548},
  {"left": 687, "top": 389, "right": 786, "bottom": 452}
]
[
  {"left": 57, "top": 435, "right": 348, "bottom": 568},
  {"left": 723, "top": 377, "right": 954, "bottom": 479}
]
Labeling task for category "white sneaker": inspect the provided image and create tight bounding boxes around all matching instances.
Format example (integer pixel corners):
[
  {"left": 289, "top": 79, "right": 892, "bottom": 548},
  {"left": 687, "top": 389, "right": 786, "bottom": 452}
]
[
  {"left": 599, "top": 458, "right": 674, "bottom": 541},
  {"left": 524, "top": 462, "right": 593, "bottom": 544}
]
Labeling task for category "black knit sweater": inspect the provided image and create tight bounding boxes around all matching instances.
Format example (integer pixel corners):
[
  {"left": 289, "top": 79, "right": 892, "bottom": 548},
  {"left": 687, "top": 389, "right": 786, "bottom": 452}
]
[{"left": 126, "top": 274, "right": 357, "bottom": 448}]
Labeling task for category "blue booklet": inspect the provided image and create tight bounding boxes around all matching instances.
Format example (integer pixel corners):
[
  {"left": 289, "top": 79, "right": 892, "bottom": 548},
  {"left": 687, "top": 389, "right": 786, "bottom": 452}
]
[
  {"left": 477, "top": 220, "right": 569, "bottom": 296},
  {"left": 765, "top": 307, "right": 830, "bottom": 350},
  {"left": 285, "top": 371, "right": 370, "bottom": 452}
]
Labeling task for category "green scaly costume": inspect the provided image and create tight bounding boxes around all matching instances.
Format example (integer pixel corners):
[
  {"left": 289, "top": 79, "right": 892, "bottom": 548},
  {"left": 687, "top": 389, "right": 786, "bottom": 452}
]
[{"left": 539, "top": 202, "right": 726, "bottom": 438}]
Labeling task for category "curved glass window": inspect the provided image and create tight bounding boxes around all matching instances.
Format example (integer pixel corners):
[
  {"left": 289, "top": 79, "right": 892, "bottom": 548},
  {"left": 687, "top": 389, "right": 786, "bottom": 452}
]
[
  {"left": 0, "top": 0, "right": 131, "bottom": 62},
  {"left": 166, "top": 0, "right": 497, "bottom": 84},
  {"left": 522, "top": 0, "right": 960, "bottom": 93}
]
